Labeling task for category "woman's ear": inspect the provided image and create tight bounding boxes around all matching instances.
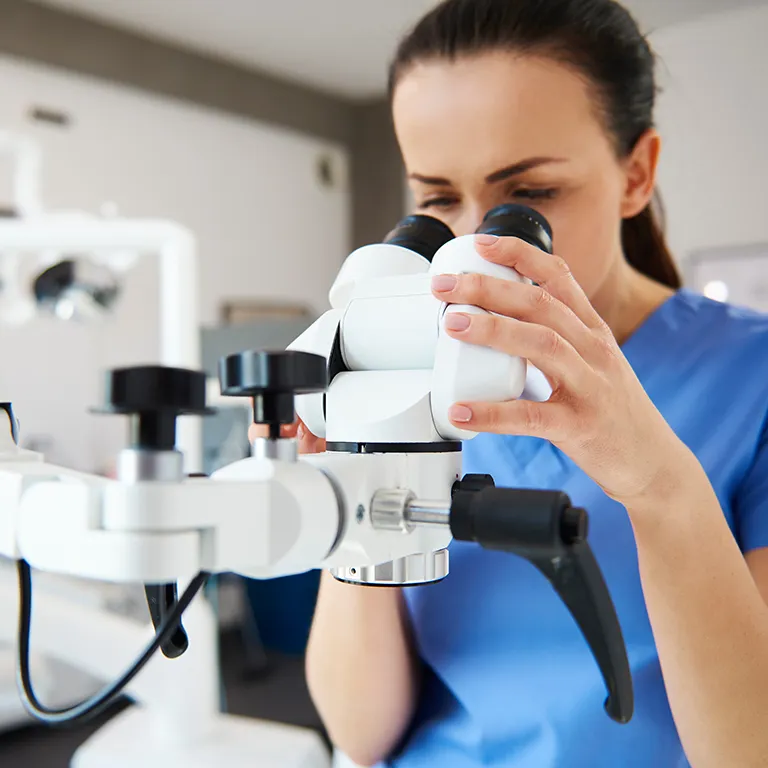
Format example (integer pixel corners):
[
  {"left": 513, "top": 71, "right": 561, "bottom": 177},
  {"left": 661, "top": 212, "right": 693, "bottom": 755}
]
[{"left": 621, "top": 129, "right": 661, "bottom": 219}]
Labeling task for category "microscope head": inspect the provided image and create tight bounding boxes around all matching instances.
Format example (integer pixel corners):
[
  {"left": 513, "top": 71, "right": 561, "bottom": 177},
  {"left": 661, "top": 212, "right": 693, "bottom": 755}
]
[{"left": 290, "top": 205, "right": 554, "bottom": 451}]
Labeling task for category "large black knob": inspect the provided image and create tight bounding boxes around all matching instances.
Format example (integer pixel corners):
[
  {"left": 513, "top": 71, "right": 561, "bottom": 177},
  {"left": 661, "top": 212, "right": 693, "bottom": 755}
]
[
  {"left": 97, "top": 366, "right": 212, "bottom": 450},
  {"left": 219, "top": 350, "right": 327, "bottom": 437},
  {"left": 96, "top": 365, "right": 213, "bottom": 661}
]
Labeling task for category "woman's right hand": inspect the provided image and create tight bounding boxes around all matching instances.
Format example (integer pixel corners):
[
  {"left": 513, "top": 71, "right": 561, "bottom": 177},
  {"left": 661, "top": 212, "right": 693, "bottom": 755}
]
[{"left": 248, "top": 419, "right": 326, "bottom": 454}]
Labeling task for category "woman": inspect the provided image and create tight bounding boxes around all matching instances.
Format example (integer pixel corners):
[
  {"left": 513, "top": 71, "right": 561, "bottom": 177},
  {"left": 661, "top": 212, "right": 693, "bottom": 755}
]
[{"left": 302, "top": 1, "right": 768, "bottom": 766}]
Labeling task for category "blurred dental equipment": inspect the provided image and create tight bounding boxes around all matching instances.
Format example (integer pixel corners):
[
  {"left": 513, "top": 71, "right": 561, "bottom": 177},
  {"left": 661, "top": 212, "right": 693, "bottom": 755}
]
[{"left": 0, "top": 132, "right": 330, "bottom": 765}]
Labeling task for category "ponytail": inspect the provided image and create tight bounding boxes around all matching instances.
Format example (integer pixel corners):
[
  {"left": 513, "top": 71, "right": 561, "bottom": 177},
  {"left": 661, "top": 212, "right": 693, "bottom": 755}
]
[{"left": 621, "top": 191, "right": 681, "bottom": 290}]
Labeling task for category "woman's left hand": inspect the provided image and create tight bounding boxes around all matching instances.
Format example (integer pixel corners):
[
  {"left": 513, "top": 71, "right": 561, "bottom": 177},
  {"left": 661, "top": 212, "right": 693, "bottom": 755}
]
[{"left": 432, "top": 233, "right": 696, "bottom": 511}]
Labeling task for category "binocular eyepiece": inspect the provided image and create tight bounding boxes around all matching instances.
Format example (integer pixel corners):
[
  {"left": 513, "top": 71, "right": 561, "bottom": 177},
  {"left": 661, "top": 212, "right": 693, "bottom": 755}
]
[{"left": 383, "top": 203, "right": 553, "bottom": 261}]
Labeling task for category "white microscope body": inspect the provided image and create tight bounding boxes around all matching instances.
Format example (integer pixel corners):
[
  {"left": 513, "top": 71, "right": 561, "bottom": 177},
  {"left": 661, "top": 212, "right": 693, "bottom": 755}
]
[
  {"left": 0, "top": 205, "right": 633, "bottom": 766},
  {"left": 287, "top": 216, "right": 540, "bottom": 585}
]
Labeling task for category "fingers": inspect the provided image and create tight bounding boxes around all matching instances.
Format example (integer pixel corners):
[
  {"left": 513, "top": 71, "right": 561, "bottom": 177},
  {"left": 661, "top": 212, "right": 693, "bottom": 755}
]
[
  {"left": 448, "top": 398, "right": 572, "bottom": 441},
  {"left": 473, "top": 235, "right": 607, "bottom": 332},
  {"left": 442, "top": 310, "right": 592, "bottom": 389},
  {"left": 432, "top": 272, "right": 598, "bottom": 357}
]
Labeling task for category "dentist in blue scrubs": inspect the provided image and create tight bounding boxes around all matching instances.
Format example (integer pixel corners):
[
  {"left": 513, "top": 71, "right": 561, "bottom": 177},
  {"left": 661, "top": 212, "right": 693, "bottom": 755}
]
[{"left": 300, "top": 1, "right": 768, "bottom": 766}]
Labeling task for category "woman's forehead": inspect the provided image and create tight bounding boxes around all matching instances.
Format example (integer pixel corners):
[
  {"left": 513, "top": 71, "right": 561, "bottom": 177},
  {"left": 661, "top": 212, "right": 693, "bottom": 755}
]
[{"left": 393, "top": 52, "right": 608, "bottom": 177}]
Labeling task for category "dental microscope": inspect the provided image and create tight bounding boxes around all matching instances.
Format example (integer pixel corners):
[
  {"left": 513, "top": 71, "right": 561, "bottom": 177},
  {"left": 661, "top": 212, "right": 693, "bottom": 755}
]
[{"left": 0, "top": 203, "right": 634, "bottom": 765}]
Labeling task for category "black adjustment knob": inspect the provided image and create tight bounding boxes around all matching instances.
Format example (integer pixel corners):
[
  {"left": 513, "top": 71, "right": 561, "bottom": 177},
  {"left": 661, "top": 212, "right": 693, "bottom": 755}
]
[
  {"left": 478, "top": 204, "right": 554, "bottom": 254},
  {"left": 452, "top": 473, "right": 496, "bottom": 497},
  {"left": 96, "top": 366, "right": 213, "bottom": 450},
  {"left": 94, "top": 366, "right": 213, "bottom": 661},
  {"left": 219, "top": 350, "right": 327, "bottom": 437}
]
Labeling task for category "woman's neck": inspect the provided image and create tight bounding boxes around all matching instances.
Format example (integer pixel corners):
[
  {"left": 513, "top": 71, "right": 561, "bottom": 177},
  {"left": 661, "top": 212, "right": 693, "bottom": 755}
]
[{"left": 591, "top": 258, "right": 676, "bottom": 346}]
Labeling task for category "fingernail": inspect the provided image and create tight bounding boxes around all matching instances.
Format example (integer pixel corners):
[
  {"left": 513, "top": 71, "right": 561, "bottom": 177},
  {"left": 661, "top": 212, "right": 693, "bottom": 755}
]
[
  {"left": 449, "top": 404, "right": 473, "bottom": 423},
  {"left": 432, "top": 274, "right": 458, "bottom": 292},
  {"left": 475, "top": 234, "right": 498, "bottom": 246},
  {"left": 444, "top": 313, "right": 471, "bottom": 332},
  {"left": 297, "top": 424, "right": 305, "bottom": 440}
]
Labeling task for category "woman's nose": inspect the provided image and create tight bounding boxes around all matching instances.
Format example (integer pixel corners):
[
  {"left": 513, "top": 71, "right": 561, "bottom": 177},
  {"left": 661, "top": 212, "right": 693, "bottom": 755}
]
[{"left": 452, "top": 205, "right": 486, "bottom": 237}]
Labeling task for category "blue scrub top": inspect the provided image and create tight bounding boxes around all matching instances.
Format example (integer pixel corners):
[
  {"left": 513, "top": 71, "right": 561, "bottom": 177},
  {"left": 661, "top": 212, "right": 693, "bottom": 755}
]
[{"left": 390, "top": 288, "right": 768, "bottom": 768}]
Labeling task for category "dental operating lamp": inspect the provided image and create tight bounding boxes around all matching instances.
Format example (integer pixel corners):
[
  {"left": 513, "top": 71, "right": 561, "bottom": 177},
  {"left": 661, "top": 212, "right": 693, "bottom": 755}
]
[{"left": 0, "top": 204, "right": 634, "bottom": 763}]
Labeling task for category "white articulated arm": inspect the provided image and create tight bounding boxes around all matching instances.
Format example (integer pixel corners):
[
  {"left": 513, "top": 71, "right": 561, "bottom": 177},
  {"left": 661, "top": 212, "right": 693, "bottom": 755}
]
[
  {"left": 1, "top": 430, "right": 452, "bottom": 585},
  {"left": 3, "top": 459, "right": 340, "bottom": 583}
]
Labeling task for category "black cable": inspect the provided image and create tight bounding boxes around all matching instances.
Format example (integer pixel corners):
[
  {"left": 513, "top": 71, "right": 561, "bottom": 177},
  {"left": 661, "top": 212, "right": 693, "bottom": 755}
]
[{"left": 16, "top": 559, "right": 210, "bottom": 726}]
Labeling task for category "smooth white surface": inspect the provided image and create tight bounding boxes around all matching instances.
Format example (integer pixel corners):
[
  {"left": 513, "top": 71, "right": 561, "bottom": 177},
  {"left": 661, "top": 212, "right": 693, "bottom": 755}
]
[
  {"left": 652, "top": 4, "right": 768, "bottom": 263},
  {"left": 326, "top": 370, "right": 439, "bottom": 444},
  {"left": 432, "top": 305, "right": 527, "bottom": 441},
  {"left": 10, "top": 457, "right": 337, "bottom": 580},
  {"left": 429, "top": 234, "right": 530, "bottom": 284},
  {"left": 329, "top": 243, "right": 430, "bottom": 310},
  {"left": 211, "top": 457, "right": 339, "bottom": 579},
  {"left": 0, "top": 54, "right": 348, "bottom": 472},
  {"left": 342, "top": 291, "right": 440, "bottom": 371},
  {"left": 289, "top": 308, "right": 343, "bottom": 439},
  {"left": 429, "top": 235, "right": 529, "bottom": 439},
  {"left": 33, "top": 0, "right": 766, "bottom": 97},
  {"left": 72, "top": 708, "right": 331, "bottom": 768}
]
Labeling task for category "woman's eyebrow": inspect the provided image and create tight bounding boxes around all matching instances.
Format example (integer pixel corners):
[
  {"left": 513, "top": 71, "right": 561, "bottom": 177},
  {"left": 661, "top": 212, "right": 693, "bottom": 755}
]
[{"left": 408, "top": 156, "right": 566, "bottom": 187}]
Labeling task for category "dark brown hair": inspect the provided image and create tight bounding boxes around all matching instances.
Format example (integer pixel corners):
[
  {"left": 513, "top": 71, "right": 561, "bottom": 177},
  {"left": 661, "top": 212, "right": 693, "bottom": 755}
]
[{"left": 388, "top": 0, "right": 681, "bottom": 289}]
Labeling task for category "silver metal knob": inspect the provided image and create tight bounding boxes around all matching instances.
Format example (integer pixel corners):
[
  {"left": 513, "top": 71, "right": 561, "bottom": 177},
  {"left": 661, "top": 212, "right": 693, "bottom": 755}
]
[{"left": 370, "top": 488, "right": 415, "bottom": 533}]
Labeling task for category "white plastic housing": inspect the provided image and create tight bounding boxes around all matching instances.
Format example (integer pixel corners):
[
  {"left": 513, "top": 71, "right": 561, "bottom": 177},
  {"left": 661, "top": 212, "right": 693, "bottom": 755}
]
[
  {"left": 288, "top": 308, "right": 343, "bottom": 438},
  {"left": 325, "top": 370, "right": 439, "bottom": 444},
  {"left": 432, "top": 304, "right": 527, "bottom": 440},
  {"left": 11, "top": 459, "right": 339, "bottom": 582},
  {"left": 341, "top": 282, "right": 440, "bottom": 371},
  {"left": 210, "top": 456, "right": 340, "bottom": 579},
  {"left": 308, "top": 450, "right": 458, "bottom": 570},
  {"left": 429, "top": 234, "right": 531, "bottom": 284},
  {"left": 329, "top": 242, "right": 430, "bottom": 310},
  {"left": 428, "top": 234, "right": 534, "bottom": 438},
  {"left": 3, "top": 448, "right": 459, "bottom": 582}
]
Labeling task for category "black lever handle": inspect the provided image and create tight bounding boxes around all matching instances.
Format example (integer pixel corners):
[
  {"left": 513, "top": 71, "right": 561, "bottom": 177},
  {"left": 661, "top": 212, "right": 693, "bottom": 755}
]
[
  {"left": 143, "top": 584, "right": 189, "bottom": 659},
  {"left": 450, "top": 485, "right": 634, "bottom": 724}
]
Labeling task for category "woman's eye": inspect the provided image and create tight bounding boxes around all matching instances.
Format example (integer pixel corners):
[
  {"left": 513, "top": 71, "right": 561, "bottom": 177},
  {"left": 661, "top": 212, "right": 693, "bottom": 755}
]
[
  {"left": 417, "top": 197, "right": 457, "bottom": 210},
  {"left": 511, "top": 188, "right": 558, "bottom": 201}
]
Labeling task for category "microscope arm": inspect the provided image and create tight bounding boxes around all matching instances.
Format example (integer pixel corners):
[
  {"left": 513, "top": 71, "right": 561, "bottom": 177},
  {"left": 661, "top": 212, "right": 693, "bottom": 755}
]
[{"left": 1, "top": 451, "right": 452, "bottom": 585}]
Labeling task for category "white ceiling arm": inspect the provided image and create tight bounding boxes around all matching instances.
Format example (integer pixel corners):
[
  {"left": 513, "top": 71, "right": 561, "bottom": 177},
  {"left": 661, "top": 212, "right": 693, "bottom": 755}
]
[{"left": 0, "top": 132, "right": 43, "bottom": 218}]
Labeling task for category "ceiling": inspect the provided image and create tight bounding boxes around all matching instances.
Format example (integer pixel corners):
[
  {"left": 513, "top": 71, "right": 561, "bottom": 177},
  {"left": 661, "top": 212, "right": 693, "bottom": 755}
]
[{"left": 34, "top": 0, "right": 767, "bottom": 99}]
